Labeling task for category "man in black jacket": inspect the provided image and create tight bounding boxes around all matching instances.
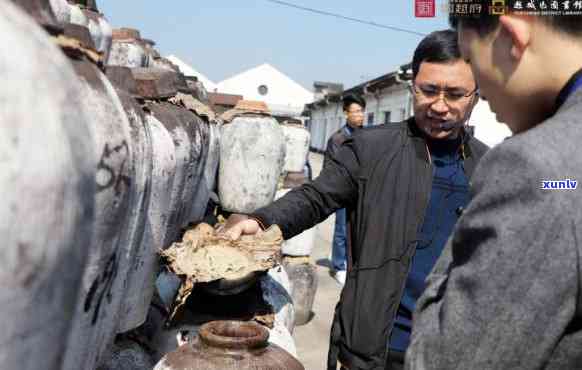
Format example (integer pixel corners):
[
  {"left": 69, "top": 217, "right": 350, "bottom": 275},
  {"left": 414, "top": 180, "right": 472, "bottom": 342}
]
[
  {"left": 326, "top": 94, "right": 366, "bottom": 286},
  {"left": 224, "top": 30, "right": 488, "bottom": 370}
]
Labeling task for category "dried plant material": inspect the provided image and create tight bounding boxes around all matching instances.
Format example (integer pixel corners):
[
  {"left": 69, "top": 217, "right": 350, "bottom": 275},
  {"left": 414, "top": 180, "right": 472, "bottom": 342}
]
[
  {"left": 169, "top": 93, "right": 217, "bottom": 123},
  {"left": 162, "top": 223, "right": 282, "bottom": 283},
  {"left": 160, "top": 223, "right": 283, "bottom": 320}
]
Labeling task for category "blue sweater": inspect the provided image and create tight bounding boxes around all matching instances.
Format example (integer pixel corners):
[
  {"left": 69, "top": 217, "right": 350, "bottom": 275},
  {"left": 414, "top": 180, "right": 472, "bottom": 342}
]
[{"left": 389, "top": 137, "right": 470, "bottom": 353}]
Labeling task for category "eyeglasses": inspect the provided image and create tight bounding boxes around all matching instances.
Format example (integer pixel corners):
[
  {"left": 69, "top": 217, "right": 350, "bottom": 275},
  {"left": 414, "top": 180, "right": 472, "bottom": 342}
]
[{"left": 412, "top": 83, "right": 479, "bottom": 104}]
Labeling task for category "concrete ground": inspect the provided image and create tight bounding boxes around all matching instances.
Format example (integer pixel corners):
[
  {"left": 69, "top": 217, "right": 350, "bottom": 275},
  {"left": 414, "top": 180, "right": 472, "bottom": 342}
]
[{"left": 293, "top": 152, "right": 343, "bottom": 370}]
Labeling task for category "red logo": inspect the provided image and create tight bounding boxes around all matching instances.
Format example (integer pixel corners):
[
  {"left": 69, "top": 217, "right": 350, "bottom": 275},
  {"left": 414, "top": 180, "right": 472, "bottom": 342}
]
[{"left": 415, "top": 0, "right": 436, "bottom": 17}]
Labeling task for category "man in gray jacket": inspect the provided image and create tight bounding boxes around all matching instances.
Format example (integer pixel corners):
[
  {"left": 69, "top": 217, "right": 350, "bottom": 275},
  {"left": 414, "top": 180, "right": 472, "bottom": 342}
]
[{"left": 407, "top": 6, "right": 582, "bottom": 370}]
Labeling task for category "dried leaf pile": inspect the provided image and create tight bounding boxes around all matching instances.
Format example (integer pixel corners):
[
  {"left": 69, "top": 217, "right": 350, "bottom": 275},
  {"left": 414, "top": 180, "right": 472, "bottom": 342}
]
[{"left": 160, "top": 223, "right": 283, "bottom": 319}]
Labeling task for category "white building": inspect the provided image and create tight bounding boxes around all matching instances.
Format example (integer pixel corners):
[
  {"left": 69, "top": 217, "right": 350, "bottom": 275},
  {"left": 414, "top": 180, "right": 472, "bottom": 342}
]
[
  {"left": 215, "top": 63, "right": 313, "bottom": 118},
  {"left": 306, "top": 66, "right": 511, "bottom": 151}
]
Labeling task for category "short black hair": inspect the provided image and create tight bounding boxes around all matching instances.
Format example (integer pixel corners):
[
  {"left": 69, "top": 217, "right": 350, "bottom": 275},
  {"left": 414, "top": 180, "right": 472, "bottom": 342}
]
[
  {"left": 342, "top": 94, "right": 366, "bottom": 111},
  {"left": 450, "top": 1, "right": 582, "bottom": 36},
  {"left": 412, "top": 29, "right": 461, "bottom": 79}
]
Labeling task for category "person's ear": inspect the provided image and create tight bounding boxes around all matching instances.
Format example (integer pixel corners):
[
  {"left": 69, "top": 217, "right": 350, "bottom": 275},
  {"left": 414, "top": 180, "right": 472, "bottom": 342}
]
[{"left": 499, "top": 15, "right": 532, "bottom": 61}]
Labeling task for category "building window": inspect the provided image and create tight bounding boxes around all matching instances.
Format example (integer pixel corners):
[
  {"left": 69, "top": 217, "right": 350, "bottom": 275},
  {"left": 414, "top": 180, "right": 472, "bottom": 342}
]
[
  {"left": 383, "top": 111, "right": 391, "bottom": 124},
  {"left": 258, "top": 84, "right": 269, "bottom": 96},
  {"left": 367, "top": 113, "right": 375, "bottom": 126}
]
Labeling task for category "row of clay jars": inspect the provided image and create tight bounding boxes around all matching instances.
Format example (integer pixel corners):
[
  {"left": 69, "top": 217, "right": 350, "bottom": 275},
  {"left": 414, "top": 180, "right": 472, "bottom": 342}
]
[
  {"left": 53, "top": 24, "right": 214, "bottom": 370},
  {"left": 2, "top": 2, "right": 283, "bottom": 369},
  {"left": 99, "top": 12, "right": 221, "bottom": 345},
  {"left": 6, "top": 1, "right": 215, "bottom": 369},
  {"left": 0, "top": 3, "right": 96, "bottom": 370},
  {"left": 107, "top": 28, "right": 221, "bottom": 228},
  {"left": 120, "top": 64, "right": 224, "bottom": 331},
  {"left": 106, "top": 46, "right": 216, "bottom": 337},
  {"left": 76, "top": 19, "right": 217, "bottom": 362},
  {"left": 134, "top": 67, "right": 209, "bottom": 246},
  {"left": 107, "top": 28, "right": 217, "bottom": 240},
  {"left": 6, "top": 2, "right": 131, "bottom": 370}
]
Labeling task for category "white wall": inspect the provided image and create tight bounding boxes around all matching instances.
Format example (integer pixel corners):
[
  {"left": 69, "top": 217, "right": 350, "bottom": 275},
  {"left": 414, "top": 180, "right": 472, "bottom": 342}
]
[
  {"left": 216, "top": 64, "right": 313, "bottom": 116},
  {"left": 363, "top": 85, "right": 411, "bottom": 125},
  {"left": 309, "top": 102, "right": 344, "bottom": 151},
  {"left": 468, "top": 99, "right": 512, "bottom": 147}
]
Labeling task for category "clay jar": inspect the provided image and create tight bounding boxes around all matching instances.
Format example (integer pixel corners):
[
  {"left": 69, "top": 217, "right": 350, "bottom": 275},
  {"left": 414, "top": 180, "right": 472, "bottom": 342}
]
[
  {"left": 281, "top": 123, "right": 310, "bottom": 173},
  {"left": 108, "top": 28, "right": 149, "bottom": 68},
  {"left": 106, "top": 66, "right": 156, "bottom": 334},
  {"left": 219, "top": 102, "right": 286, "bottom": 213},
  {"left": 0, "top": 3, "right": 95, "bottom": 370},
  {"left": 154, "top": 321, "right": 304, "bottom": 370},
  {"left": 60, "top": 24, "right": 136, "bottom": 370}
]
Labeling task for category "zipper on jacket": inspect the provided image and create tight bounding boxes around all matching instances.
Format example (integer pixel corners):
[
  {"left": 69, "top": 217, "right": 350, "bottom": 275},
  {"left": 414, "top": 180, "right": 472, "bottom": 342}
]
[{"left": 383, "top": 145, "right": 433, "bottom": 364}]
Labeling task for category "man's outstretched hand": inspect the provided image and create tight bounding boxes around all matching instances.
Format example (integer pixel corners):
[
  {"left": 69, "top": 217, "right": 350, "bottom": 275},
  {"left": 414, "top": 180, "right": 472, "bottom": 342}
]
[{"left": 220, "top": 214, "right": 262, "bottom": 240}]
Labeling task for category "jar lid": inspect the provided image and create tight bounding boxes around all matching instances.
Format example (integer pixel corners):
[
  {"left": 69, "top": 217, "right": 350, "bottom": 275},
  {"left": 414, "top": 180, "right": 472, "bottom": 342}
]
[
  {"left": 132, "top": 67, "right": 178, "bottom": 100},
  {"left": 105, "top": 66, "right": 139, "bottom": 97},
  {"left": 235, "top": 100, "right": 270, "bottom": 113},
  {"left": 112, "top": 27, "right": 141, "bottom": 42}
]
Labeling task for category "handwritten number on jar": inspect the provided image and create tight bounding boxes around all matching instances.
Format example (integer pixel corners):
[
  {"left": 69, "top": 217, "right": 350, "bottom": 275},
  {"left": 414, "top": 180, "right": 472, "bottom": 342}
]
[{"left": 96, "top": 140, "right": 131, "bottom": 194}]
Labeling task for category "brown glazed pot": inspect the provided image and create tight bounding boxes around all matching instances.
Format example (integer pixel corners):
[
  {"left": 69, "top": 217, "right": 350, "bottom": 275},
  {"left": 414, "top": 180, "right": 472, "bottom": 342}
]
[{"left": 154, "top": 321, "right": 304, "bottom": 370}]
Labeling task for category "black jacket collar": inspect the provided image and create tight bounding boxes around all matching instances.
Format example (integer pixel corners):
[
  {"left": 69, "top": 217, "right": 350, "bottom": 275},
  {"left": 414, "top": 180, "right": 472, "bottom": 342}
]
[{"left": 407, "top": 117, "right": 476, "bottom": 159}]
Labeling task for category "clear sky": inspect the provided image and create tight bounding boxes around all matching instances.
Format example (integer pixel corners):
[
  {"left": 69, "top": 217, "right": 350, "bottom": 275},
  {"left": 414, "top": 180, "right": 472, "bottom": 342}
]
[{"left": 100, "top": 1, "right": 449, "bottom": 91}]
